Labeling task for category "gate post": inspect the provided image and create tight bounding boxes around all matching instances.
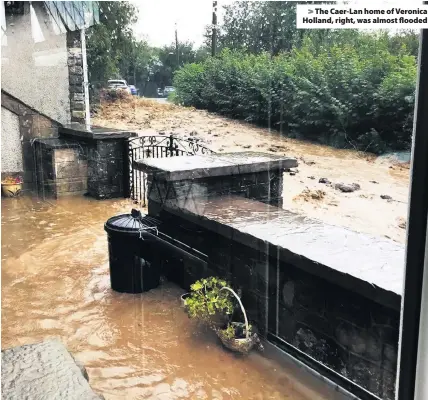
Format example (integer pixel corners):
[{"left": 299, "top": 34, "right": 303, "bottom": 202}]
[
  {"left": 123, "top": 138, "right": 131, "bottom": 198},
  {"left": 168, "top": 134, "right": 174, "bottom": 156}
]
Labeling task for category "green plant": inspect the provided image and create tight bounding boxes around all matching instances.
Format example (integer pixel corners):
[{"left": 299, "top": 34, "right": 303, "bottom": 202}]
[
  {"left": 185, "top": 277, "right": 234, "bottom": 328},
  {"left": 167, "top": 90, "right": 178, "bottom": 104},
  {"left": 219, "top": 322, "right": 253, "bottom": 340},
  {"left": 220, "top": 323, "right": 237, "bottom": 340},
  {"left": 173, "top": 41, "right": 416, "bottom": 153}
]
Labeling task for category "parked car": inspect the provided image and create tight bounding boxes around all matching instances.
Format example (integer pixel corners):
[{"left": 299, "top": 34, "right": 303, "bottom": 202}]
[
  {"left": 163, "top": 86, "right": 175, "bottom": 97},
  {"left": 157, "top": 88, "right": 163, "bottom": 97},
  {"left": 107, "top": 79, "right": 131, "bottom": 95},
  {"left": 128, "top": 85, "right": 138, "bottom": 96}
]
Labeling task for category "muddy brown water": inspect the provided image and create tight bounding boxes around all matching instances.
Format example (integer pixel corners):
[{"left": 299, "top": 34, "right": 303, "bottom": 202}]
[{"left": 2, "top": 196, "right": 336, "bottom": 400}]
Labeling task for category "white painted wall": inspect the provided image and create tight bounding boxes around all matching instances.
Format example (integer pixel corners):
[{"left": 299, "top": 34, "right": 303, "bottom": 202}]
[
  {"left": 1, "top": 107, "right": 23, "bottom": 173},
  {"left": 1, "top": 3, "right": 70, "bottom": 124}
]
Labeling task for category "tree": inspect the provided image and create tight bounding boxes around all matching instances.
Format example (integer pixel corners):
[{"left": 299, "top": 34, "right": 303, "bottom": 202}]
[
  {"left": 86, "top": 1, "right": 138, "bottom": 84},
  {"left": 152, "top": 41, "right": 197, "bottom": 88}
]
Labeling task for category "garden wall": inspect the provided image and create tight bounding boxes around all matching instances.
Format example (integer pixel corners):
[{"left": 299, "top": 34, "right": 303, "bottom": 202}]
[{"left": 152, "top": 198, "right": 401, "bottom": 400}]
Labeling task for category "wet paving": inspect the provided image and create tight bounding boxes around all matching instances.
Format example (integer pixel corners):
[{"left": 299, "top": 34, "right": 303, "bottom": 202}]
[{"left": 1, "top": 196, "right": 335, "bottom": 400}]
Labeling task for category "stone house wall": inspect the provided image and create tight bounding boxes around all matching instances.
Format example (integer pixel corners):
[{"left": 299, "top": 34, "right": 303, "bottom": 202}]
[
  {"left": 1, "top": 91, "right": 61, "bottom": 185},
  {"left": 1, "top": 2, "right": 87, "bottom": 185}
]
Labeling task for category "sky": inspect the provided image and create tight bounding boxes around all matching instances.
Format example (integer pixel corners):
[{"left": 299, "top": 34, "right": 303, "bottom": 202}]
[
  {"left": 130, "top": 0, "right": 424, "bottom": 48},
  {"left": 131, "top": 0, "right": 235, "bottom": 48}
]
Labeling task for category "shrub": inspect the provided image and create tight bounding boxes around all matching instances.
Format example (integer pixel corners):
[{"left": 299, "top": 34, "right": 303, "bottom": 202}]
[{"left": 173, "top": 42, "right": 417, "bottom": 153}]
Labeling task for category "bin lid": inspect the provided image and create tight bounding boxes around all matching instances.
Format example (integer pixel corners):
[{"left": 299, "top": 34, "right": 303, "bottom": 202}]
[{"left": 104, "top": 209, "right": 160, "bottom": 234}]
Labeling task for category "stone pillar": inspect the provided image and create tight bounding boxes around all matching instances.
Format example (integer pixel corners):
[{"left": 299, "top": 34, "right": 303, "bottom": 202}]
[
  {"left": 66, "top": 31, "right": 85, "bottom": 124},
  {"left": 58, "top": 125, "right": 136, "bottom": 200}
]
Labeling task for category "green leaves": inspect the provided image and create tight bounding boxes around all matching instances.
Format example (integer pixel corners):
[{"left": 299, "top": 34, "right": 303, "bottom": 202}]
[
  {"left": 174, "top": 35, "right": 416, "bottom": 153},
  {"left": 185, "top": 277, "right": 235, "bottom": 328}
]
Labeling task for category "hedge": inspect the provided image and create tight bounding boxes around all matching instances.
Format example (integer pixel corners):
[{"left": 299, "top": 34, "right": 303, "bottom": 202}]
[{"left": 173, "top": 41, "right": 417, "bottom": 153}]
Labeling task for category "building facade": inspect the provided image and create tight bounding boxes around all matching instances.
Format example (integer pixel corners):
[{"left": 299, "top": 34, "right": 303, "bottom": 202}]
[{"left": 1, "top": 1, "right": 98, "bottom": 184}]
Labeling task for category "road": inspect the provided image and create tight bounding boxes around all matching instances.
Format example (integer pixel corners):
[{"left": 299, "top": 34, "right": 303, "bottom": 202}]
[{"left": 151, "top": 97, "right": 168, "bottom": 104}]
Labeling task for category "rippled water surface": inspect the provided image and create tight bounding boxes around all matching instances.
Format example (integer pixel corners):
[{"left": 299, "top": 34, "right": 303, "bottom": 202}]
[{"left": 2, "top": 196, "right": 332, "bottom": 400}]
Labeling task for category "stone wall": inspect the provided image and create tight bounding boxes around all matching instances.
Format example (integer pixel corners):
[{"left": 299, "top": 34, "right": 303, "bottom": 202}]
[
  {"left": 66, "top": 31, "right": 85, "bottom": 124},
  {"left": 1, "top": 92, "right": 61, "bottom": 185},
  {"left": 0, "top": 2, "right": 87, "bottom": 186},
  {"left": 2, "top": 340, "right": 103, "bottom": 400},
  {"left": 33, "top": 139, "right": 88, "bottom": 198},
  {"left": 87, "top": 140, "right": 127, "bottom": 199},
  {"left": 158, "top": 211, "right": 399, "bottom": 400},
  {"left": 147, "top": 169, "right": 283, "bottom": 216},
  {"left": 54, "top": 148, "right": 88, "bottom": 196}
]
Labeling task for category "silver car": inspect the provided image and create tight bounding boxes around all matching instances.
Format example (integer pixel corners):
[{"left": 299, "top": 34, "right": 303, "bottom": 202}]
[
  {"left": 163, "top": 86, "right": 175, "bottom": 97},
  {"left": 107, "top": 79, "right": 131, "bottom": 95}
]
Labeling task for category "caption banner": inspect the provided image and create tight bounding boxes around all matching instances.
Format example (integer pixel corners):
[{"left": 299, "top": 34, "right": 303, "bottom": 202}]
[{"left": 297, "top": 4, "right": 428, "bottom": 29}]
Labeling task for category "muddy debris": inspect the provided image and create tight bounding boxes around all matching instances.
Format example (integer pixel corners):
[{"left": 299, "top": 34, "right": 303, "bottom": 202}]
[
  {"left": 267, "top": 144, "right": 289, "bottom": 153},
  {"left": 294, "top": 189, "right": 326, "bottom": 202},
  {"left": 299, "top": 157, "right": 316, "bottom": 166},
  {"left": 289, "top": 168, "right": 299, "bottom": 176},
  {"left": 319, "top": 178, "right": 331, "bottom": 184},
  {"left": 335, "top": 183, "right": 361, "bottom": 193},
  {"left": 243, "top": 145, "right": 252, "bottom": 149},
  {"left": 381, "top": 194, "right": 393, "bottom": 200},
  {"left": 91, "top": 97, "right": 410, "bottom": 244},
  {"left": 397, "top": 217, "right": 407, "bottom": 230},
  {"left": 308, "top": 176, "right": 315, "bottom": 180}
]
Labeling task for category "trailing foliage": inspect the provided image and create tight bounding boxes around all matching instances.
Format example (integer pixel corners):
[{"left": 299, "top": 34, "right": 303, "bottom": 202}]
[
  {"left": 185, "top": 277, "right": 234, "bottom": 328},
  {"left": 173, "top": 39, "right": 417, "bottom": 153}
]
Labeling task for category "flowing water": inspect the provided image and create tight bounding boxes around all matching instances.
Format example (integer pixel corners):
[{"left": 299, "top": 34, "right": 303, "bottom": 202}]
[
  {"left": 2, "top": 196, "right": 338, "bottom": 400},
  {"left": 94, "top": 101, "right": 410, "bottom": 244}
]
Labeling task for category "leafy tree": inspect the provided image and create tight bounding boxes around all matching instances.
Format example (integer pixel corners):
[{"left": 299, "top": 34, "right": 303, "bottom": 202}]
[
  {"left": 152, "top": 41, "right": 197, "bottom": 88},
  {"left": 86, "top": 1, "right": 137, "bottom": 84}
]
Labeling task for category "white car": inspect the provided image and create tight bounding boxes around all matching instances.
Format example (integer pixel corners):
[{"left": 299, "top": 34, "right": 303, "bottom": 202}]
[{"left": 107, "top": 79, "right": 131, "bottom": 95}]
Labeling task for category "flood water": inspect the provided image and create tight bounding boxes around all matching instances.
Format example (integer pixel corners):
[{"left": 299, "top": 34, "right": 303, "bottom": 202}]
[{"left": 2, "top": 196, "right": 335, "bottom": 400}]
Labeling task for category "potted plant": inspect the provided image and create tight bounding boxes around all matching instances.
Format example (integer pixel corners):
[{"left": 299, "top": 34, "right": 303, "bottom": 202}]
[
  {"left": 180, "top": 292, "right": 191, "bottom": 308},
  {"left": 214, "top": 286, "right": 264, "bottom": 355},
  {"left": 184, "top": 277, "right": 234, "bottom": 329},
  {"left": 1, "top": 176, "right": 23, "bottom": 197},
  {"left": 184, "top": 277, "right": 263, "bottom": 354}
]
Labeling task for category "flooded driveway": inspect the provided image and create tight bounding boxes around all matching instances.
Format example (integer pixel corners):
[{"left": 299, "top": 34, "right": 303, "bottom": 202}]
[
  {"left": 2, "top": 196, "right": 334, "bottom": 400},
  {"left": 93, "top": 98, "right": 410, "bottom": 244}
]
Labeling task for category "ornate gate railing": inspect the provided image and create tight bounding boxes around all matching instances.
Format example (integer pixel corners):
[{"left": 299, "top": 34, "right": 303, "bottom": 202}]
[{"left": 128, "top": 134, "right": 215, "bottom": 207}]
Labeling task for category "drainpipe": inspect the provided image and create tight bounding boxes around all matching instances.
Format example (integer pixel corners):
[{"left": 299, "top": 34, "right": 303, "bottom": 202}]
[{"left": 80, "top": 25, "right": 90, "bottom": 128}]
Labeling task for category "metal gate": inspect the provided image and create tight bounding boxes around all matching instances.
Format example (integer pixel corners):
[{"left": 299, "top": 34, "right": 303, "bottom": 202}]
[{"left": 128, "top": 134, "right": 215, "bottom": 207}]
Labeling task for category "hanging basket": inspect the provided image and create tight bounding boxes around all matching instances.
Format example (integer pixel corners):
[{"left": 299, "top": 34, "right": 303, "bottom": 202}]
[{"left": 214, "top": 287, "right": 263, "bottom": 355}]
